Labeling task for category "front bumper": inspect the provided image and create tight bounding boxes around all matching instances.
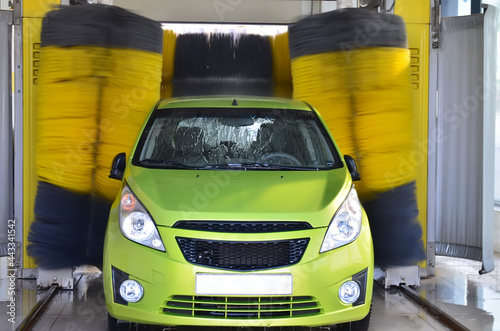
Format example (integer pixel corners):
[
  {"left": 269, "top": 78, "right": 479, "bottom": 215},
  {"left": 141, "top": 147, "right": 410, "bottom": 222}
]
[{"left": 103, "top": 211, "right": 373, "bottom": 327}]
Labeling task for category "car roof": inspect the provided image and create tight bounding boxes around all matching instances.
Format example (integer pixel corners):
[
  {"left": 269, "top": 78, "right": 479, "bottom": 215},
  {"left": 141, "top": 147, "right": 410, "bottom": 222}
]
[{"left": 156, "top": 96, "right": 312, "bottom": 111}]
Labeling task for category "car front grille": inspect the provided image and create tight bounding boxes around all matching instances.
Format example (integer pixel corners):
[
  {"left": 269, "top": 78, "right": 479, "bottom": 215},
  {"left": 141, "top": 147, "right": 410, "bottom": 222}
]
[
  {"left": 176, "top": 237, "right": 309, "bottom": 271},
  {"left": 162, "top": 295, "right": 321, "bottom": 319},
  {"left": 172, "top": 221, "right": 312, "bottom": 233}
]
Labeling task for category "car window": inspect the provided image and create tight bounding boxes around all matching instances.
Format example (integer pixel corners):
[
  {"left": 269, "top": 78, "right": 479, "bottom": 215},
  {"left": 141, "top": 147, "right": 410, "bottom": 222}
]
[{"left": 133, "top": 107, "right": 341, "bottom": 170}]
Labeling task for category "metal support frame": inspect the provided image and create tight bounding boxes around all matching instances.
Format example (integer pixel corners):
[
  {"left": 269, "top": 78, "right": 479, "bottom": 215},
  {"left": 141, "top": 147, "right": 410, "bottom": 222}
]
[
  {"left": 13, "top": 0, "right": 75, "bottom": 285},
  {"left": 38, "top": 268, "right": 75, "bottom": 289},
  {"left": 424, "top": 0, "right": 441, "bottom": 279},
  {"left": 479, "top": 3, "right": 497, "bottom": 274},
  {"left": 384, "top": 266, "right": 420, "bottom": 288},
  {"left": 0, "top": 10, "right": 13, "bottom": 259},
  {"left": 12, "top": 0, "right": 24, "bottom": 275}
]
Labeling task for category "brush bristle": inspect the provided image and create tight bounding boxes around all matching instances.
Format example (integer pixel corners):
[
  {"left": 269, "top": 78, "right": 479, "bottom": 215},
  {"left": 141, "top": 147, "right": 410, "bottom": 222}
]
[
  {"left": 363, "top": 182, "right": 426, "bottom": 267},
  {"left": 173, "top": 33, "right": 273, "bottom": 96},
  {"left": 27, "top": 181, "right": 111, "bottom": 269}
]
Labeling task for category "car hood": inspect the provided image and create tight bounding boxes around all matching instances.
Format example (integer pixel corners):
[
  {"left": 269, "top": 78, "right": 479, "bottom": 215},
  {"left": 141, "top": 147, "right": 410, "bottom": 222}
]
[{"left": 124, "top": 166, "right": 351, "bottom": 228}]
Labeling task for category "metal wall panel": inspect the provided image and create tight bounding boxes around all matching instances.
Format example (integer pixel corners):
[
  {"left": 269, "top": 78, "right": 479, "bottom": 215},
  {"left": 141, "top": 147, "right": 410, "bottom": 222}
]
[
  {"left": 481, "top": 5, "right": 497, "bottom": 274},
  {"left": 0, "top": 10, "right": 12, "bottom": 256}
]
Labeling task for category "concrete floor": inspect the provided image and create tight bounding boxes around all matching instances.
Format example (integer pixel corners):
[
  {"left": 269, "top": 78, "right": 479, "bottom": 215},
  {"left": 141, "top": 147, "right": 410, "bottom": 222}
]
[{"left": 2, "top": 255, "right": 500, "bottom": 330}]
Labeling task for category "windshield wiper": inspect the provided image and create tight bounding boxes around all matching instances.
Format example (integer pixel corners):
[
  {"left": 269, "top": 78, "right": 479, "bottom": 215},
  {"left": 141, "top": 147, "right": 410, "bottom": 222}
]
[
  {"left": 199, "top": 163, "right": 243, "bottom": 170},
  {"left": 239, "top": 162, "right": 273, "bottom": 169},
  {"left": 265, "top": 164, "right": 320, "bottom": 171},
  {"left": 199, "top": 162, "right": 269, "bottom": 170},
  {"left": 139, "top": 159, "right": 191, "bottom": 169},
  {"left": 200, "top": 163, "right": 319, "bottom": 171}
]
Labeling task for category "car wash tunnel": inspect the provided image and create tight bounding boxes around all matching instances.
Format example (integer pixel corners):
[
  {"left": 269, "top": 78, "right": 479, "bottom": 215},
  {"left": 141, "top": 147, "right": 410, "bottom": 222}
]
[{"left": 1, "top": 0, "right": 500, "bottom": 330}]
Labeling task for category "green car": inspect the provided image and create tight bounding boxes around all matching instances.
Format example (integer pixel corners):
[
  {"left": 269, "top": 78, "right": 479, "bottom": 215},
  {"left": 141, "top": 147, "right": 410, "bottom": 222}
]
[{"left": 103, "top": 96, "right": 374, "bottom": 330}]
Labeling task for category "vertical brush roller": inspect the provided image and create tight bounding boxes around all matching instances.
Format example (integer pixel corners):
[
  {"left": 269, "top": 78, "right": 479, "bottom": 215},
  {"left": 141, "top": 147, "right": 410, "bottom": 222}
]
[
  {"left": 28, "top": 5, "right": 162, "bottom": 269},
  {"left": 161, "top": 29, "right": 177, "bottom": 99},
  {"left": 289, "top": 8, "right": 425, "bottom": 267},
  {"left": 173, "top": 33, "right": 273, "bottom": 96},
  {"left": 96, "top": 5, "right": 163, "bottom": 202},
  {"left": 270, "top": 32, "right": 293, "bottom": 98}
]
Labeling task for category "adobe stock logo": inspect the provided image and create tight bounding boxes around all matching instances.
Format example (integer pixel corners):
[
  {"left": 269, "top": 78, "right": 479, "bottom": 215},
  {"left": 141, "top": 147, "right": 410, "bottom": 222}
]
[{"left": 213, "top": 0, "right": 244, "bottom": 20}]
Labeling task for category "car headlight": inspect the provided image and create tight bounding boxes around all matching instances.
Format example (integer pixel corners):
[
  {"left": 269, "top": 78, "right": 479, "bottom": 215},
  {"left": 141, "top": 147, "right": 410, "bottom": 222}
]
[
  {"left": 320, "top": 187, "right": 362, "bottom": 253},
  {"left": 119, "top": 185, "right": 165, "bottom": 252}
]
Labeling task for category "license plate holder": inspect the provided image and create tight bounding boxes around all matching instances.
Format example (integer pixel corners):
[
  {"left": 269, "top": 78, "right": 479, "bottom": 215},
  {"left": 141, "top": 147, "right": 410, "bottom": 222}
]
[{"left": 195, "top": 273, "right": 293, "bottom": 295}]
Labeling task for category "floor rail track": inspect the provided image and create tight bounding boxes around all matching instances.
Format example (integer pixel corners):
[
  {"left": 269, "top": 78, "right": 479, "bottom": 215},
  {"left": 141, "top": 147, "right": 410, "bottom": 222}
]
[{"left": 15, "top": 284, "right": 58, "bottom": 331}]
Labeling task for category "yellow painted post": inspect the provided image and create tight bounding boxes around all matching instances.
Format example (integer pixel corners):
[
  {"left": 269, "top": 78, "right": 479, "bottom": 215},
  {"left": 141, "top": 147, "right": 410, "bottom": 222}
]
[
  {"left": 22, "top": 0, "right": 60, "bottom": 269},
  {"left": 395, "top": 0, "right": 430, "bottom": 24},
  {"left": 396, "top": 0, "right": 430, "bottom": 271}
]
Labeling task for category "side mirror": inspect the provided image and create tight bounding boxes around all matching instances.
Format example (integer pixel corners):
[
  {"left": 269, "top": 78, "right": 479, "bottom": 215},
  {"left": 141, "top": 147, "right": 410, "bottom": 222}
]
[
  {"left": 109, "top": 153, "right": 126, "bottom": 180},
  {"left": 344, "top": 155, "right": 361, "bottom": 181}
]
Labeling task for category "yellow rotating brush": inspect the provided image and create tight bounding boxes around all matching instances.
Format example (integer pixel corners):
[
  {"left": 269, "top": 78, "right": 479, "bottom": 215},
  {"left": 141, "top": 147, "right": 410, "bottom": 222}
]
[
  {"left": 270, "top": 32, "right": 293, "bottom": 98},
  {"left": 161, "top": 29, "right": 177, "bottom": 99},
  {"left": 289, "top": 8, "right": 425, "bottom": 267},
  {"left": 28, "top": 5, "right": 163, "bottom": 268}
]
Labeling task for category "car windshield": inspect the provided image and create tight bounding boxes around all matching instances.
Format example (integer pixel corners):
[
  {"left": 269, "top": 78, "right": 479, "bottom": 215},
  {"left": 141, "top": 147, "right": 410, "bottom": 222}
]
[{"left": 133, "top": 107, "right": 341, "bottom": 170}]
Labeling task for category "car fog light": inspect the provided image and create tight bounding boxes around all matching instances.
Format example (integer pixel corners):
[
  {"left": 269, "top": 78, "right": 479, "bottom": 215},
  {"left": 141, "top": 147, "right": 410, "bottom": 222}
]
[
  {"left": 119, "top": 280, "right": 144, "bottom": 303},
  {"left": 338, "top": 280, "right": 360, "bottom": 304}
]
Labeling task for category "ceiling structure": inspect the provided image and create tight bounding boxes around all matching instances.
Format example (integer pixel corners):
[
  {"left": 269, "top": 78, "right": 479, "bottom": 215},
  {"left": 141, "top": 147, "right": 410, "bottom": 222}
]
[{"left": 113, "top": 0, "right": 342, "bottom": 24}]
